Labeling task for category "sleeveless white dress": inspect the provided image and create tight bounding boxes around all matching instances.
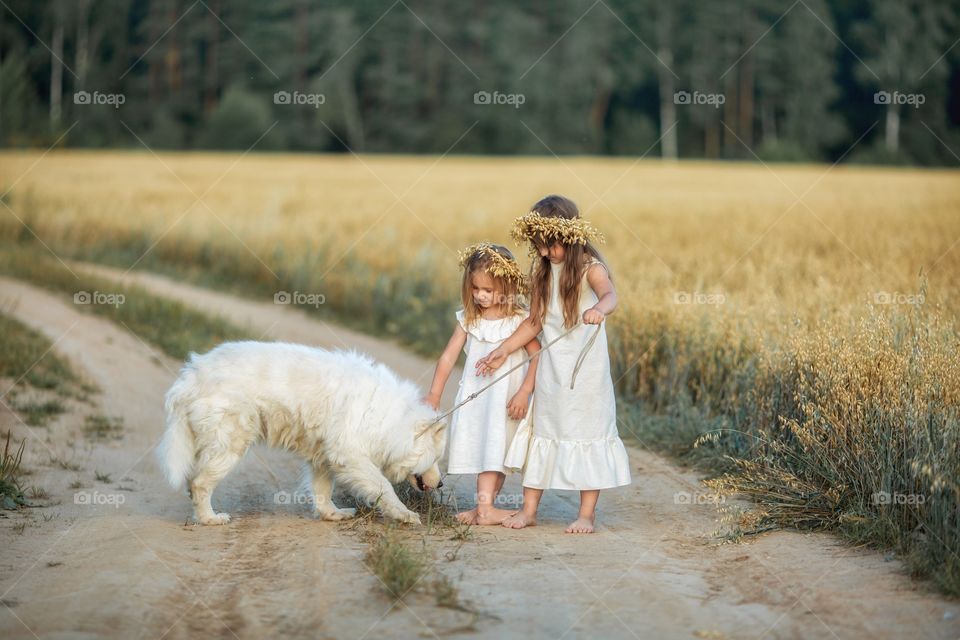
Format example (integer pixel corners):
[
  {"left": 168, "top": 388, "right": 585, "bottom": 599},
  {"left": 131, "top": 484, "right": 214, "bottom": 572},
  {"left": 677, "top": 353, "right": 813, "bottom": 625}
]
[
  {"left": 446, "top": 309, "right": 528, "bottom": 474},
  {"left": 505, "top": 259, "right": 632, "bottom": 490}
]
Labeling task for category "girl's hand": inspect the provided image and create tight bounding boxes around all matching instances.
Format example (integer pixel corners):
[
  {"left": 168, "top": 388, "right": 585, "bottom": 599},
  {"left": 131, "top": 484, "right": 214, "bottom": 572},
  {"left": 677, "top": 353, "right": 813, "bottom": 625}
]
[
  {"left": 582, "top": 306, "right": 605, "bottom": 325},
  {"left": 507, "top": 389, "right": 532, "bottom": 420},
  {"left": 421, "top": 393, "right": 441, "bottom": 411},
  {"left": 475, "top": 347, "right": 507, "bottom": 377}
]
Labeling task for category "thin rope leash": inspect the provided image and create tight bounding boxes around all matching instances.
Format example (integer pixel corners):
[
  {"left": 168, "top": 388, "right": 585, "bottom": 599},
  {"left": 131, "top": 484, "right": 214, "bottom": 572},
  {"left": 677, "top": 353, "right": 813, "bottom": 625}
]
[{"left": 429, "top": 322, "right": 603, "bottom": 426}]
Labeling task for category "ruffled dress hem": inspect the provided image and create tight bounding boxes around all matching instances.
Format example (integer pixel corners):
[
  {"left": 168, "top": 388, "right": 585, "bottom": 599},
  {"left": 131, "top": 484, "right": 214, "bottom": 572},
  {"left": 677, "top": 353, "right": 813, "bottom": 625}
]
[{"left": 505, "top": 418, "right": 632, "bottom": 490}]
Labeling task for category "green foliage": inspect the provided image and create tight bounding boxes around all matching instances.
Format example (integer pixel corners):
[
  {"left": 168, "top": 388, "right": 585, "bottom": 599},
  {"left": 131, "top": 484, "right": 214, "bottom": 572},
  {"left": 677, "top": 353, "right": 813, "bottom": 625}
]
[
  {"left": 200, "top": 85, "right": 276, "bottom": 151},
  {"left": 0, "top": 314, "right": 80, "bottom": 393},
  {"left": 0, "top": 432, "right": 27, "bottom": 509},
  {"left": 616, "top": 304, "right": 960, "bottom": 596},
  {"left": 0, "top": 0, "right": 957, "bottom": 164},
  {"left": 0, "top": 243, "right": 252, "bottom": 360},
  {"left": 364, "top": 529, "right": 430, "bottom": 599}
]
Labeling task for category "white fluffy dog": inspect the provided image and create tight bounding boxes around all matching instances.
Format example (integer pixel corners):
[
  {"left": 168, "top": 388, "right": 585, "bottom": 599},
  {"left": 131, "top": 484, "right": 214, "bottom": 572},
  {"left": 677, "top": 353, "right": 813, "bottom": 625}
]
[{"left": 157, "top": 341, "right": 446, "bottom": 525}]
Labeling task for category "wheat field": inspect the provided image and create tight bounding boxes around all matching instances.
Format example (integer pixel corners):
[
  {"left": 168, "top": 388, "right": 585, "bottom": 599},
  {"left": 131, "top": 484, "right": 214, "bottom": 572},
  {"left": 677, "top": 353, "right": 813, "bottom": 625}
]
[
  {"left": 3, "top": 151, "right": 959, "bottom": 312},
  {"left": 1, "top": 150, "right": 959, "bottom": 592}
]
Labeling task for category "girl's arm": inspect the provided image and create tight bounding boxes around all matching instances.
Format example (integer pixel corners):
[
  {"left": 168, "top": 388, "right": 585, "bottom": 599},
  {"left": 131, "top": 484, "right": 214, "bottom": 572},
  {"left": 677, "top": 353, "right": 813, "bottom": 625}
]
[
  {"left": 423, "top": 324, "right": 468, "bottom": 410},
  {"left": 507, "top": 337, "right": 541, "bottom": 419},
  {"left": 475, "top": 315, "right": 542, "bottom": 376},
  {"left": 582, "top": 263, "right": 618, "bottom": 324}
]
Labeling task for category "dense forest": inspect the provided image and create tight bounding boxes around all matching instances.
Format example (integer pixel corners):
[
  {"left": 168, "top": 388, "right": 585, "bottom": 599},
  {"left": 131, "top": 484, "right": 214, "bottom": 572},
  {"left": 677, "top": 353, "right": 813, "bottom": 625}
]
[{"left": 1, "top": 0, "right": 958, "bottom": 165}]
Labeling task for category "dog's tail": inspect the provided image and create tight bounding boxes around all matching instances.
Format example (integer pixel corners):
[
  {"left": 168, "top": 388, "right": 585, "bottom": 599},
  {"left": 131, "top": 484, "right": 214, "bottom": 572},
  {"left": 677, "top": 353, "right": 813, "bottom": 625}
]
[{"left": 157, "top": 366, "right": 198, "bottom": 490}]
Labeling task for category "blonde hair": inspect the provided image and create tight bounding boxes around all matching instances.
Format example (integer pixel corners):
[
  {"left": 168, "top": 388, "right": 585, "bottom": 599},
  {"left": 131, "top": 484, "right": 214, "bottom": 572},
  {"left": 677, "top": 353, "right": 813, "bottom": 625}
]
[
  {"left": 459, "top": 243, "right": 526, "bottom": 326},
  {"left": 521, "top": 195, "right": 610, "bottom": 329}
]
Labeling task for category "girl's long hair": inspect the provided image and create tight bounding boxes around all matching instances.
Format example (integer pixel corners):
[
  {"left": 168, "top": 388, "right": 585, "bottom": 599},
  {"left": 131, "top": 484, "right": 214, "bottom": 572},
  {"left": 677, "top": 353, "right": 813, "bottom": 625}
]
[
  {"left": 528, "top": 195, "right": 609, "bottom": 329},
  {"left": 460, "top": 244, "right": 525, "bottom": 326}
]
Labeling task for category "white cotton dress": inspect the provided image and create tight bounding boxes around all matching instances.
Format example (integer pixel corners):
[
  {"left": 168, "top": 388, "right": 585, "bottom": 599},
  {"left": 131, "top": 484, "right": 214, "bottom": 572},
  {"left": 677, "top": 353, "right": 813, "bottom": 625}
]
[
  {"left": 446, "top": 309, "right": 529, "bottom": 475},
  {"left": 504, "top": 259, "right": 633, "bottom": 490}
]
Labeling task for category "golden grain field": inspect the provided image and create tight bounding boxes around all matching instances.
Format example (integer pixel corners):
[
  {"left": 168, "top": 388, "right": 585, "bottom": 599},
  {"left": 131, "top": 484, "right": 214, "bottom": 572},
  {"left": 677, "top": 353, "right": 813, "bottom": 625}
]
[
  {"left": 2, "top": 150, "right": 959, "bottom": 313},
  {"left": 1, "top": 150, "right": 958, "bottom": 593}
]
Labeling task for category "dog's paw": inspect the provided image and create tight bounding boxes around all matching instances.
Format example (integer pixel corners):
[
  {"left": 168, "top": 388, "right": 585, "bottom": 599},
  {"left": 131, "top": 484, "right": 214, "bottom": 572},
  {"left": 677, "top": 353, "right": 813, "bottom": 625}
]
[
  {"left": 319, "top": 507, "right": 357, "bottom": 521},
  {"left": 395, "top": 509, "right": 422, "bottom": 526},
  {"left": 199, "top": 512, "right": 231, "bottom": 525}
]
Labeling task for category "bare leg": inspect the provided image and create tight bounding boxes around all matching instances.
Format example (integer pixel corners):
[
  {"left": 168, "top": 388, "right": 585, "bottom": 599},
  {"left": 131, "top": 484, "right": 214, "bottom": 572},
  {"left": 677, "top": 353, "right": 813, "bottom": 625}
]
[
  {"left": 565, "top": 489, "right": 599, "bottom": 533},
  {"left": 457, "top": 471, "right": 511, "bottom": 524},
  {"left": 474, "top": 471, "right": 516, "bottom": 525},
  {"left": 502, "top": 486, "right": 543, "bottom": 529},
  {"left": 494, "top": 472, "right": 506, "bottom": 496},
  {"left": 455, "top": 473, "right": 478, "bottom": 525}
]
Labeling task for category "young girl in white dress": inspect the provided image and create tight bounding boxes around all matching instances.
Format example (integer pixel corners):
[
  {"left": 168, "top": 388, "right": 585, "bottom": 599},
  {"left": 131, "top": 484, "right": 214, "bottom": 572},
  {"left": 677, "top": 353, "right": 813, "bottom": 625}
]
[
  {"left": 475, "top": 195, "right": 632, "bottom": 533},
  {"left": 423, "top": 243, "right": 541, "bottom": 525}
]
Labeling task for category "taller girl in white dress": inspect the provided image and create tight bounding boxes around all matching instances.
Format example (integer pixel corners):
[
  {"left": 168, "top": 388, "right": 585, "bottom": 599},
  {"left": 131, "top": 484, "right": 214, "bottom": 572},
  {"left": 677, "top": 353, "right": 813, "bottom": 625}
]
[
  {"left": 424, "top": 243, "right": 541, "bottom": 525},
  {"left": 475, "top": 195, "right": 632, "bottom": 534}
]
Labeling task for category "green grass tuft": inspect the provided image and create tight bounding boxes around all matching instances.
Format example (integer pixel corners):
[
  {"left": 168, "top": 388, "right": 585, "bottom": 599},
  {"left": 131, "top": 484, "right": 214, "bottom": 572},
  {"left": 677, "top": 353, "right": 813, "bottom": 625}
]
[{"left": 0, "top": 432, "right": 27, "bottom": 509}]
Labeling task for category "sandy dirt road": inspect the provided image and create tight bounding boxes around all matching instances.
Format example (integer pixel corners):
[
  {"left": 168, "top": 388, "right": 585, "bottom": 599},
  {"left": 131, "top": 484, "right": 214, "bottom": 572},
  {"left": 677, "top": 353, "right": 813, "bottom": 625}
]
[{"left": 0, "top": 264, "right": 957, "bottom": 639}]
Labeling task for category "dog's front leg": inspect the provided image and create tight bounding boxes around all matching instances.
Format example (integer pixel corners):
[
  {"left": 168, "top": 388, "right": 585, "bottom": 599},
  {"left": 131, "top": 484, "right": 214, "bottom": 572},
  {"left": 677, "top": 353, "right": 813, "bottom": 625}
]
[
  {"left": 307, "top": 463, "right": 357, "bottom": 521},
  {"left": 334, "top": 459, "right": 421, "bottom": 525}
]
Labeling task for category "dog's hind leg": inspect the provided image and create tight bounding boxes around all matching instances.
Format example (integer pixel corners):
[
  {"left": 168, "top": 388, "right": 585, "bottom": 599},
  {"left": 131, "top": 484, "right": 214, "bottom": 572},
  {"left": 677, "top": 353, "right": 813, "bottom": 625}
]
[
  {"left": 308, "top": 463, "right": 357, "bottom": 521},
  {"left": 190, "top": 449, "right": 241, "bottom": 525},
  {"left": 334, "top": 459, "right": 421, "bottom": 525}
]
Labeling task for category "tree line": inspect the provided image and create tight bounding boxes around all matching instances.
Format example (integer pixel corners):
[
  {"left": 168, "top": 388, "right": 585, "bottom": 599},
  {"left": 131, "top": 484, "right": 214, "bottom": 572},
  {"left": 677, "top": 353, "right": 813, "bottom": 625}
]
[{"left": 1, "top": 0, "right": 958, "bottom": 165}]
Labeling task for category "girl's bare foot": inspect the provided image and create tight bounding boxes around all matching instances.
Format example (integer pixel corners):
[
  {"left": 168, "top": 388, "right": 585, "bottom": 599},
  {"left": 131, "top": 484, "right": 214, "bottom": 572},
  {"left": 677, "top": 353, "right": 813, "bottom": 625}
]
[
  {"left": 474, "top": 507, "right": 516, "bottom": 525},
  {"left": 456, "top": 508, "right": 478, "bottom": 525},
  {"left": 565, "top": 516, "right": 595, "bottom": 534},
  {"left": 501, "top": 511, "right": 536, "bottom": 529}
]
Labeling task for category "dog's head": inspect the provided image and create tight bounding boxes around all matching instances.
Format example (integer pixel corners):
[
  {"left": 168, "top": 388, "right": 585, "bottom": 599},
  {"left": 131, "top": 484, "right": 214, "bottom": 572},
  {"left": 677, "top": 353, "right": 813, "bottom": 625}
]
[{"left": 406, "top": 418, "right": 447, "bottom": 492}]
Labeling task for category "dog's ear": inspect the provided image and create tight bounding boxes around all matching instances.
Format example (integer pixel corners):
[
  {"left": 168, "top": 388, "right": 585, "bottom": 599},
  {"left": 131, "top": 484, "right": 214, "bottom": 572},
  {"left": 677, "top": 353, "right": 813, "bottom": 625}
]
[
  {"left": 415, "top": 419, "right": 445, "bottom": 438},
  {"left": 430, "top": 420, "right": 448, "bottom": 439}
]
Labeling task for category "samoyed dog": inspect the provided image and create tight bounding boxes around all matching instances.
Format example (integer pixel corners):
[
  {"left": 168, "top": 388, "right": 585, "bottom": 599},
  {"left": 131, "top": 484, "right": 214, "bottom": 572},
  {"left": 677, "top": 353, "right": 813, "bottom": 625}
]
[{"left": 157, "top": 341, "right": 446, "bottom": 525}]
